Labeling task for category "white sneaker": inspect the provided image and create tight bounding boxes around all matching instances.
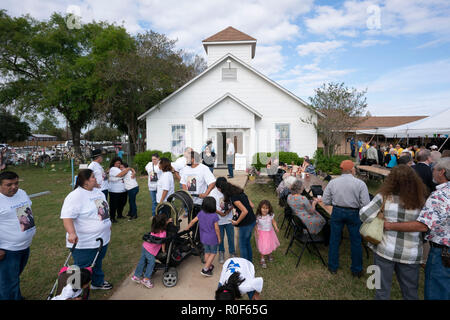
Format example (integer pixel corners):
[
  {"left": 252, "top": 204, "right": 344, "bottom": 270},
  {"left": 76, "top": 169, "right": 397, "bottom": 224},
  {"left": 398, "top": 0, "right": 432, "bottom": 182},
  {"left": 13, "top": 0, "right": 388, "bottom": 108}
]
[
  {"left": 90, "top": 280, "right": 113, "bottom": 290},
  {"left": 219, "top": 252, "right": 225, "bottom": 264}
]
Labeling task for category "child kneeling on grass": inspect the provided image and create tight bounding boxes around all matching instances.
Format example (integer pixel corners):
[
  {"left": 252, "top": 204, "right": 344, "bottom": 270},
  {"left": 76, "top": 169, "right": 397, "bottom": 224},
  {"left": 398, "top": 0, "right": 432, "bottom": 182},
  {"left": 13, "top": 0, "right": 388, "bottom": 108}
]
[
  {"left": 131, "top": 214, "right": 172, "bottom": 288},
  {"left": 185, "top": 196, "right": 221, "bottom": 277}
]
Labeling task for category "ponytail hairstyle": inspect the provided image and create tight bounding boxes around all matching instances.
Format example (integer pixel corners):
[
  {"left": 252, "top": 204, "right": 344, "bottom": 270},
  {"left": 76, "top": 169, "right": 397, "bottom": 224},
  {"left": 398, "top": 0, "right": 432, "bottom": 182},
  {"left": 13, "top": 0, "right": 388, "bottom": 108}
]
[
  {"left": 151, "top": 213, "right": 169, "bottom": 234},
  {"left": 75, "top": 169, "right": 94, "bottom": 189},
  {"left": 215, "top": 272, "right": 245, "bottom": 300}
]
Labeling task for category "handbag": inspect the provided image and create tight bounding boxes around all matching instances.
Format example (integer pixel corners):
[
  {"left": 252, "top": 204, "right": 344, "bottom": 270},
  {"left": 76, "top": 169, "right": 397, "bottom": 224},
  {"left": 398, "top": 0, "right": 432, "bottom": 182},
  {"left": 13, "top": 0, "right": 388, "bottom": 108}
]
[{"left": 360, "top": 196, "right": 386, "bottom": 245}]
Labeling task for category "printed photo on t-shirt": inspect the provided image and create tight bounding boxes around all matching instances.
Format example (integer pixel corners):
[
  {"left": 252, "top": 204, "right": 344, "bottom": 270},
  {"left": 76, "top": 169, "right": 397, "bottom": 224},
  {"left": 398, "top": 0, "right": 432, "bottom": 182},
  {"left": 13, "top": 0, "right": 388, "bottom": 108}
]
[
  {"left": 150, "top": 171, "right": 158, "bottom": 182},
  {"left": 187, "top": 176, "right": 197, "bottom": 192},
  {"left": 16, "top": 206, "right": 35, "bottom": 232},
  {"left": 95, "top": 199, "right": 110, "bottom": 221}
]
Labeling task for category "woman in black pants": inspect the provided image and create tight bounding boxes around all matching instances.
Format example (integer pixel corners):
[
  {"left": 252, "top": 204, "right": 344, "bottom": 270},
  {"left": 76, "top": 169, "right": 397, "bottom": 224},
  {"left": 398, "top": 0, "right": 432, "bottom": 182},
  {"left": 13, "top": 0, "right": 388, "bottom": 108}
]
[{"left": 108, "top": 157, "right": 131, "bottom": 223}]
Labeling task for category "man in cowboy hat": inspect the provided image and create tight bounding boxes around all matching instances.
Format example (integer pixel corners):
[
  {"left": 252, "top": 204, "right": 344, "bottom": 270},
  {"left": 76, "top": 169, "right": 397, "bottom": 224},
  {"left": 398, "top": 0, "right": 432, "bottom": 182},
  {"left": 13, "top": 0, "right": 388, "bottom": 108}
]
[
  {"left": 321, "top": 160, "right": 371, "bottom": 277},
  {"left": 88, "top": 149, "right": 109, "bottom": 200}
]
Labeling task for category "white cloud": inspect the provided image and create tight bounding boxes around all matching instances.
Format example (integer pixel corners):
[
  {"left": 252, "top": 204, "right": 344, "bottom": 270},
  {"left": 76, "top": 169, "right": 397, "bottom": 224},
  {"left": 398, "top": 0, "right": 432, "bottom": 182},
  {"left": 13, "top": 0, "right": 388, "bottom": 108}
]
[
  {"left": 352, "top": 39, "right": 389, "bottom": 47},
  {"left": 297, "top": 40, "right": 346, "bottom": 56},
  {"left": 252, "top": 45, "right": 285, "bottom": 76}
]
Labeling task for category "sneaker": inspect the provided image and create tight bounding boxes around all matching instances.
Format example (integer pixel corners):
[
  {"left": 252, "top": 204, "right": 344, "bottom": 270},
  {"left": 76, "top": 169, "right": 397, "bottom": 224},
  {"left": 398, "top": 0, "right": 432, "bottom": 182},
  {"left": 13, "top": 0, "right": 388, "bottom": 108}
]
[
  {"left": 219, "top": 252, "right": 225, "bottom": 264},
  {"left": 140, "top": 278, "right": 154, "bottom": 289},
  {"left": 260, "top": 259, "right": 267, "bottom": 269},
  {"left": 201, "top": 268, "right": 213, "bottom": 277},
  {"left": 208, "top": 264, "right": 215, "bottom": 271},
  {"left": 91, "top": 280, "right": 113, "bottom": 290},
  {"left": 131, "top": 275, "right": 141, "bottom": 283},
  {"left": 268, "top": 254, "right": 274, "bottom": 262}
]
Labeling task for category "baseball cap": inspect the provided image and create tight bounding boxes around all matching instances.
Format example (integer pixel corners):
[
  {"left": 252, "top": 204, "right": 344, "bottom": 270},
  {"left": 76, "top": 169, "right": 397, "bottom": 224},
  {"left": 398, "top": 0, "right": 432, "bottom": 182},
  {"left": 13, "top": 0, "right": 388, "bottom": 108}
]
[{"left": 340, "top": 160, "right": 354, "bottom": 171}]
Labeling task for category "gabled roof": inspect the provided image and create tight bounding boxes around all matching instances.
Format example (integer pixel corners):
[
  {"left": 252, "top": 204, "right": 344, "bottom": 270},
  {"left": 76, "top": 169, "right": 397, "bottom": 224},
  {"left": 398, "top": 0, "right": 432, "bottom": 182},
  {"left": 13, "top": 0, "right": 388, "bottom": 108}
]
[
  {"left": 202, "top": 26, "right": 256, "bottom": 42},
  {"left": 137, "top": 53, "right": 323, "bottom": 120},
  {"left": 195, "top": 93, "right": 263, "bottom": 119},
  {"left": 202, "top": 26, "right": 257, "bottom": 58}
]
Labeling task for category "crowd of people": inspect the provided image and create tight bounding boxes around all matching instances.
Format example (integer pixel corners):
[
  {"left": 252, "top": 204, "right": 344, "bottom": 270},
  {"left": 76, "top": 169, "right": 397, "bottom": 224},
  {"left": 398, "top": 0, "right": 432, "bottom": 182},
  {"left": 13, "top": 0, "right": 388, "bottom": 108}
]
[
  {"left": 1, "top": 141, "right": 448, "bottom": 300},
  {"left": 0, "top": 145, "right": 266, "bottom": 300},
  {"left": 273, "top": 146, "right": 449, "bottom": 300}
]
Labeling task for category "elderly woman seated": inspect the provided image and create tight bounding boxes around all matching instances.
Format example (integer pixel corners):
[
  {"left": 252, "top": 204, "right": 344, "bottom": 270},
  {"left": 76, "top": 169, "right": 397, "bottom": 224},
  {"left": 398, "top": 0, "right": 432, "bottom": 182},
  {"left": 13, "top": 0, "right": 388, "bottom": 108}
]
[
  {"left": 276, "top": 175, "right": 298, "bottom": 199},
  {"left": 286, "top": 179, "right": 326, "bottom": 237}
]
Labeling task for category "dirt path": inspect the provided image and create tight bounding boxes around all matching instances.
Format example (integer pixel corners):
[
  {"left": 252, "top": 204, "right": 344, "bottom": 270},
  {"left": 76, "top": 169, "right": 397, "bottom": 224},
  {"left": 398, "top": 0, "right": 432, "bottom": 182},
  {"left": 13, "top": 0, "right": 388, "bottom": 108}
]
[{"left": 109, "top": 170, "right": 247, "bottom": 300}]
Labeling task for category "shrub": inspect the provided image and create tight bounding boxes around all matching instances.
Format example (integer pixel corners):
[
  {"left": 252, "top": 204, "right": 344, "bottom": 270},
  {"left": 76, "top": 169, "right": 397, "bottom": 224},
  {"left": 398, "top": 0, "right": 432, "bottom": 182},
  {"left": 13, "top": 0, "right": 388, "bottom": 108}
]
[
  {"left": 251, "top": 151, "right": 304, "bottom": 171},
  {"left": 133, "top": 150, "right": 174, "bottom": 173},
  {"left": 313, "top": 148, "right": 352, "bottom": 175}
]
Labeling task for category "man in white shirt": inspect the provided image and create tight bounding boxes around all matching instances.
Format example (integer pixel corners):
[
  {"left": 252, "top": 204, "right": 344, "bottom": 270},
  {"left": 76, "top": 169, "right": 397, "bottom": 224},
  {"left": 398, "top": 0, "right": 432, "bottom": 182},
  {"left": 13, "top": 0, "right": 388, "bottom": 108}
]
[
  {"left": 226, "top": 139, "right": 235, "bottom": 178},
  {"left": 0, "top": 171, "right": 36, "bottom": 300},
  {"left": 145, "top": 153, "right": 162, "bottom": 216},
  {"left": 88, "top": 149, "right": 109, "bottom": 200},
  {"left": 180, "top": 151, "right": 216, "bottom": 206}
]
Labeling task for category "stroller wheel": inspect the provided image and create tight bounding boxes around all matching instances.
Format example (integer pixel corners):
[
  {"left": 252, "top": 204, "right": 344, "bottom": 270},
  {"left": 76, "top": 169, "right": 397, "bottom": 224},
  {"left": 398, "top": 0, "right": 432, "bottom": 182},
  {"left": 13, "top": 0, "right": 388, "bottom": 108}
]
[{"left": 162, "top": 268, "right": 178, "bottom": 288}]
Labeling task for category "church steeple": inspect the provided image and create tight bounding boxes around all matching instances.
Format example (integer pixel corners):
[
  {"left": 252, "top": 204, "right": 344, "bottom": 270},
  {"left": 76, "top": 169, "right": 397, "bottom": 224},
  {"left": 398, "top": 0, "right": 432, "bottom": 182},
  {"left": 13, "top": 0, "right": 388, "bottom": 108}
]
[{"left": 202, "top": 27, "right": 257, "bottom": 66}]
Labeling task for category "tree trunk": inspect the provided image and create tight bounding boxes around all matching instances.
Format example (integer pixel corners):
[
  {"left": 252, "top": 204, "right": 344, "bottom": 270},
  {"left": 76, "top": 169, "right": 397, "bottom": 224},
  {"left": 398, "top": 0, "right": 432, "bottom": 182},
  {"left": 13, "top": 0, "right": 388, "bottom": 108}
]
[
  {"left": 127, "top": 113, "right": 137, "bottom": 157},
  {"left": 70, "top": 123, "right": 82, "bottom": 160}
]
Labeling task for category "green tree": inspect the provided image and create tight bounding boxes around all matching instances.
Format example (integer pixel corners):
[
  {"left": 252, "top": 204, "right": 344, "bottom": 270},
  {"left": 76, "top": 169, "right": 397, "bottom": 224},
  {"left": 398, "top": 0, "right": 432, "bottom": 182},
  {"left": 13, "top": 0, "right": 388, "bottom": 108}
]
[
  {"left": 0, "top": 110, "right": 31, "bottom": 142},
  {"left": 96, "top": 31, "right": 206, "bottom": 156},
  {"left": 83, "top": 125, "right": 121, "bottom": 142},
  {"left": 306, "top": 82, "right": 368, "bottom": 157},
  {"left": 0, "top": 10, "right": 134, "bottom": 158}
]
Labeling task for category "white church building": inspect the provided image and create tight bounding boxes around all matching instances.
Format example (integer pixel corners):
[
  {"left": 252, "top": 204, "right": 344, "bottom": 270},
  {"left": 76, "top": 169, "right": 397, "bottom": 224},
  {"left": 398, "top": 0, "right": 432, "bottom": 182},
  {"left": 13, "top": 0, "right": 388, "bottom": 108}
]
[{"left": 138, "top": 27, "right": 321, "bottom": 169}]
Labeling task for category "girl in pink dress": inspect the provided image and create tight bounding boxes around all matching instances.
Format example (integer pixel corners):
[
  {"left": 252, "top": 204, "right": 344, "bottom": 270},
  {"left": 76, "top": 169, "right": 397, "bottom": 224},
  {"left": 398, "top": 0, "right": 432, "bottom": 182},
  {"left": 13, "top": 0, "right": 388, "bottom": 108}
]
[{"left": 254, "top": 200, "right": 280, "bottom": 268}]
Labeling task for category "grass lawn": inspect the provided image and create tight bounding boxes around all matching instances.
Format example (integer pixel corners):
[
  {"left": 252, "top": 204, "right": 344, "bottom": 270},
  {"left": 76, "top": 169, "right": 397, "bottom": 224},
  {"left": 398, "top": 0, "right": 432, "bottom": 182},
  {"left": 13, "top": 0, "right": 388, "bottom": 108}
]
[{"left": 12, "top": 161, "right": 425, "bottom": 300}]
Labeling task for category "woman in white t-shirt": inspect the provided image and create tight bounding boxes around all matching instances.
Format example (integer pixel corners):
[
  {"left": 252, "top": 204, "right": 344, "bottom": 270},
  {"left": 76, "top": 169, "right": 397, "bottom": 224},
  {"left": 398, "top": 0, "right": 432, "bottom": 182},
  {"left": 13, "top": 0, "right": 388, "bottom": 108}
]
[
  {"left": 108, "top": 157, "right": 131, "bottom": 223},
  {"left": 145, "top": 153, "right": 162, "bottom": 217},
  {"left": 120, "top": 162, "right": 139, "bottom": 221},
  {"left": 155, "top": 158, "right": 174, "bottom": 214},
  {"left": 60, "top": 169, "right": 113, "bottom": 290}
]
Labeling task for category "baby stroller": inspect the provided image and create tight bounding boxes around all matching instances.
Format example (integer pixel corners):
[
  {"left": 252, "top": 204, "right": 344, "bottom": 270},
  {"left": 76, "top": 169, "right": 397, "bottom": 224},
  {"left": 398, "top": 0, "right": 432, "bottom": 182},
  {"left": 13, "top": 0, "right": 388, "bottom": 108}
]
[
  {"left": 47, "top": 238, "right": 103, "bottom": 300},
  {"left": 144, "top": 190, "right": 204, "bottom": 287}
]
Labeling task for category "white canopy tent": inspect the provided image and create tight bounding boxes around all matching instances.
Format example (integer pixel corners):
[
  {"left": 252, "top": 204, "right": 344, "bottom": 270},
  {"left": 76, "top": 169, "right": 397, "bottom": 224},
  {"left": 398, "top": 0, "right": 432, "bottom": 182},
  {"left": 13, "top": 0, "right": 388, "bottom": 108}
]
[{"left": 356, "top": 108, "right": 450, "bottom": 138}]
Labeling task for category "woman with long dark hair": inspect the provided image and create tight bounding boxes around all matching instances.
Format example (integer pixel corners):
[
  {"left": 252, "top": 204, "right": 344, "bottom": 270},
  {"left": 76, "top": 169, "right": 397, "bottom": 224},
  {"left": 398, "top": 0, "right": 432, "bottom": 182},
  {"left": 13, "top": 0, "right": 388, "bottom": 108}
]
[
  {"left": 360, "top": 164, "right": 428, "bottom": 300},
  {"left": 108, "top": 157, "right": 132, "bottom": 223},
  {"left": 60, "top": 169, "right": 113, "bottom": 290},
  {"left": 218, "top": 180, "right": 256, "bottom": 262}
]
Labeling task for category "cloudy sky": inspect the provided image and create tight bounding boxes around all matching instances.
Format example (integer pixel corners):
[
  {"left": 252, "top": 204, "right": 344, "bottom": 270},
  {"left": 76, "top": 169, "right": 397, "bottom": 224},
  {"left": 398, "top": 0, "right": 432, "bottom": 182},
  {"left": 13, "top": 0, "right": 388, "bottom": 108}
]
[{"left": 3, "top": 0, "right": 450, "bottom": 117}]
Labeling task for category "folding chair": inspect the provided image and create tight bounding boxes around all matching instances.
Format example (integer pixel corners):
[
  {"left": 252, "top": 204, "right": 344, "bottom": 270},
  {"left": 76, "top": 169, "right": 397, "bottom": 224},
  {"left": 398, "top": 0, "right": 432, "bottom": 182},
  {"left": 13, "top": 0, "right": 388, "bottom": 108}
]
[
  {"left": 283, "top": 206, "right": 296, "bottom": 239},
  {"left": 285, "top": 215, "right": 327, "bottom": 268}
]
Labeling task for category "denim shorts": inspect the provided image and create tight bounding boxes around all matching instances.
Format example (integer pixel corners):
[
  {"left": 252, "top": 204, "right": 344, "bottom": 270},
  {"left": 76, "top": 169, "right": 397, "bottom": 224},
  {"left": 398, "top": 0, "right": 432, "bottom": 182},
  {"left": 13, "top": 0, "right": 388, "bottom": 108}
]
[{"left": 203, "top": 244, "right": 218, "bottom": 254}]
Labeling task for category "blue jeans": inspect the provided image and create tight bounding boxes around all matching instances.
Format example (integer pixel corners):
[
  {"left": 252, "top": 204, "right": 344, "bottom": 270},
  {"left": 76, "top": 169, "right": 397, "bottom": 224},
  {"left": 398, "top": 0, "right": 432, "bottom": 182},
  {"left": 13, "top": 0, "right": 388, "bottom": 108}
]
[
  {"left": 424, "top": 246, "right": 450, "bottom": 300},
  {"left": 204, "top": 244, "right": 218, "bottom": 254},
  {"left": 127, "top": 186, "right": 139, "bottom": 217},
  {"left": 238, "top": 221, "right": 256, "bottom": 262},
  {"left": 0, "top": 248, "right": 29, "bottom": 300},
  {"left": 150, "top": 190, "right": 157, "bottom": 216},
  {"left": 102, "top": 190, "right": 108, "bottom": 201},
  {"left": 219, "top": 223, "right": 235, "bottom": 254},
  {"left": 328, "top": 207, "right": 363, "bottom": 273},
  {"left": 227, "top": 164, "right": 234, "bottom": 177},
  {"left": 134, "top": 247, "right": 156, "bottom": 279},
  {"left": 72, "top": 244, "right": 108, "bottom": 287}
]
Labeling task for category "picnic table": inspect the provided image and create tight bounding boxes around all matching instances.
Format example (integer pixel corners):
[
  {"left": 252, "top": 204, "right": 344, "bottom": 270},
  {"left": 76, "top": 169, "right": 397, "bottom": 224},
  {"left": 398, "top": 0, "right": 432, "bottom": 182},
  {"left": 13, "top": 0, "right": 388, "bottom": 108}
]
[{"left": 357, "top": 165, "right": 390, "bottom": 178}]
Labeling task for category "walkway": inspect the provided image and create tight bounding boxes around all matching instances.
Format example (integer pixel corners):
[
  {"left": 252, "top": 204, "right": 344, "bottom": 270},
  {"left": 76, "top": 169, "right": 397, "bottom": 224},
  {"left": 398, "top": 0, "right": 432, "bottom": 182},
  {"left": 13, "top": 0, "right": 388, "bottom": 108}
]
[{"left": 109, "top": 169, "right": 247, "bottom": 300}]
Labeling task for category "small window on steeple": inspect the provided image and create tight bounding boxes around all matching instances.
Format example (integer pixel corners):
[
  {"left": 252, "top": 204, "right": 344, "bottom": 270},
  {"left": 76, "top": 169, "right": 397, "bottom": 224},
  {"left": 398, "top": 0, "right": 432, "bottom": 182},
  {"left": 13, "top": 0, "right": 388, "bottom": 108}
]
[{"left": 222, "top": 68, "right": 237, "bottom": 81}]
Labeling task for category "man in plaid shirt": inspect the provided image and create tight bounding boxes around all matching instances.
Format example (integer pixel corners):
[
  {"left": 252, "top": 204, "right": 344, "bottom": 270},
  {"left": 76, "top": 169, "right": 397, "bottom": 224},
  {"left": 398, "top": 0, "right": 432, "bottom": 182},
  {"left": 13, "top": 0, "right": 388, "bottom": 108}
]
[{"left": 383, "top": 158, "right": 449, "bottom": 300}]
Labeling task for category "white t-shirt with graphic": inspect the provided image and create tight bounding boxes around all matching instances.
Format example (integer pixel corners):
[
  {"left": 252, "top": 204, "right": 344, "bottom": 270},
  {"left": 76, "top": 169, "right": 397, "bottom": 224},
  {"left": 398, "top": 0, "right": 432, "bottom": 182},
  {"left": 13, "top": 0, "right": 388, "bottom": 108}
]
[
  {"left": 60, "top": 187, "right": 111, "bottom": 249},
  {"left": 108, "top": 167, "right": 126, "bottom": 193},
  {"left": 88, "top": 161, "right": 108, "bottom": 191},
  {"left": 0, "top": 189, "right": 36, "bottom": 251},
  {"left": 156, "top": 171, "right": 174, "bottom": 203},
  {"left": 145, "top": 162, "right": 161, "bottom": 191},
  {"left": 209, "top": 187, "right": 233, "bottom": 225},
  {"left": 123, "top": 170, "right": 138, "bottom": 191},
  {"left": 180, "top": 163, "right": 216, "bottom": 205},
  {"left": 219, "top": 257, "right": 264, "bottom": 295}
]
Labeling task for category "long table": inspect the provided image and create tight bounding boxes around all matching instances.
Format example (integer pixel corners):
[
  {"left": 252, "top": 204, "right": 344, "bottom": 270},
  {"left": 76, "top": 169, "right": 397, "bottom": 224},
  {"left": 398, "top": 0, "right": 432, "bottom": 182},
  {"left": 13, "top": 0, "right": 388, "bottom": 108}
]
[{"left": 357, "top": 165, "right": 390, "bottom": 177}]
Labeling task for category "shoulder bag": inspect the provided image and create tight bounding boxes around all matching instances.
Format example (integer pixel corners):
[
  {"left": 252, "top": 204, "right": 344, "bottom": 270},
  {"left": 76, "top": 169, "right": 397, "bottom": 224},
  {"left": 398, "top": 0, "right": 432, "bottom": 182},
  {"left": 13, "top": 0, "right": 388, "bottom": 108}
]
[{"left": 360, "top": 196, "right": 386, "bottom": 245}]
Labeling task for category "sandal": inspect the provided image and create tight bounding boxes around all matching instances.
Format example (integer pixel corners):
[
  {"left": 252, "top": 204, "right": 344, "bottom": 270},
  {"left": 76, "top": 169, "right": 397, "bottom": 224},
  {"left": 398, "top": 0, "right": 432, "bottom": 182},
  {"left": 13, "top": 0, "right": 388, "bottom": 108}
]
[{"left": 260, "top": 258, "right": 267, "bottom": 269}]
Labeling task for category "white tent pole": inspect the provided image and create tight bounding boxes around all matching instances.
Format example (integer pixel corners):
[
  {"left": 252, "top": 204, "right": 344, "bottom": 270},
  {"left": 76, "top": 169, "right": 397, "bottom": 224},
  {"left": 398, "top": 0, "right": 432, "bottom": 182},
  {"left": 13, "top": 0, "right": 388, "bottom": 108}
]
[{"left": 438, "top": 137, "right": 449, "bottom": 152}]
